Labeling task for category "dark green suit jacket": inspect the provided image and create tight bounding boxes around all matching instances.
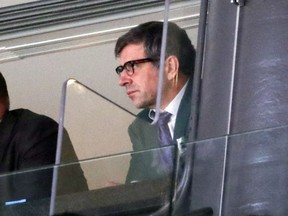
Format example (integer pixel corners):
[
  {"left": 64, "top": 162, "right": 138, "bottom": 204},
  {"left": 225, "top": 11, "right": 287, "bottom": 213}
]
[{"left": 126, "top": 79, "right": 193, "bottom": 183}]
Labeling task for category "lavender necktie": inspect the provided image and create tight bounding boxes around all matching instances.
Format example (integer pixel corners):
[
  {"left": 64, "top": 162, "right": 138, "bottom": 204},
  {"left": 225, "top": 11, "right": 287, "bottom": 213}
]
[{"left": 157, "top": 111, "right": 173, "bottom": 166}]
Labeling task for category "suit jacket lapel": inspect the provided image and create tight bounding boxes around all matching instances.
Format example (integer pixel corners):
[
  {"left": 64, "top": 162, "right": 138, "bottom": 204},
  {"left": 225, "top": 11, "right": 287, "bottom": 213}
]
[{"left": 173, "top": 78, "right": 193, "bottom": 142}]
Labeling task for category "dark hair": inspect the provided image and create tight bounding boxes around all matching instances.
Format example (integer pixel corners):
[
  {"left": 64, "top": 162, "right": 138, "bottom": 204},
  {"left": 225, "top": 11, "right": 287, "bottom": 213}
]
[
  {"left": 0, "top": 72, "right": 9, "bottom": 99},
  {"left": 114, "top": 21, "right": 196, "bottom": 76}
]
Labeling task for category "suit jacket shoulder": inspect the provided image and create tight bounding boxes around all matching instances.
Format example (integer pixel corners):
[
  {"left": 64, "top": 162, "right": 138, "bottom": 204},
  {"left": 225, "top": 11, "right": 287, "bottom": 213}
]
[
  {"left": 0, "top": 108, "right": 58, "bottom": 172},
  {"left": 128, "top": 109, "right": 158, "bottom": 151},
  {"left": 0, "top": 109, "right": 88, "bottom": 202}
]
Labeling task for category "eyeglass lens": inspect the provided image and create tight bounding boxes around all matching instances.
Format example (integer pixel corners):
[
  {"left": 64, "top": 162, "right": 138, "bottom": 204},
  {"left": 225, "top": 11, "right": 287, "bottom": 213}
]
[{"left": 115, "top": 58, "right": 156, "bottom": 76}]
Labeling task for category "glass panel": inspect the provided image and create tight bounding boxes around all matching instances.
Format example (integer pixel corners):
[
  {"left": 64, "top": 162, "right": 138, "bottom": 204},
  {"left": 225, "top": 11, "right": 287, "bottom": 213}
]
[
  {"left": 49, "top": 78, "right": 176, "bottom": 215},
  {"left": 173, "top": 135, "right": 226, "bottom": 216},
  {"left": 50, "top": 79, "right": 135, "bottom": 204},
  {"left": 53, "top": 149, "right": 175, "bottom": 216},
  {"left": 148, "top": 1, "right": 200, "bottom": 213},
  {"left": 186, "top": 124, "right": 288, "bottom": 216},
  {"left": 154, "top": 0, "right": 199, "bottom": 122},
  {"left": 0, "top": 148, "right": 175, "bottom": 216},
  {"left": 222, "top": 125, "right": 288, "bottom": 216},
  {"left": 1, "top": 124, "right": 288, "bottom": 215},
  {"left": 0, "top": 165, "right": 54, "bottom": 215},
  {"left": 61, "top": 79, "right": 135, "bottom": 160}
]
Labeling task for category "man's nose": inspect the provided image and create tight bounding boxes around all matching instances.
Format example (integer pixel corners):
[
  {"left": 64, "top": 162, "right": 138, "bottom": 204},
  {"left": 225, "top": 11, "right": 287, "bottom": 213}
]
[{"left": 118, "top": 72, "right": 132, "bottom": 86}]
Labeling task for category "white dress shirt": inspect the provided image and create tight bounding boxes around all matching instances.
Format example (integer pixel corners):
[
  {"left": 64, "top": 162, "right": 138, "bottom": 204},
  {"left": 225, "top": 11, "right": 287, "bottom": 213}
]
[{"left": 149, "top": 81, "right": 188, "bottom": 139}]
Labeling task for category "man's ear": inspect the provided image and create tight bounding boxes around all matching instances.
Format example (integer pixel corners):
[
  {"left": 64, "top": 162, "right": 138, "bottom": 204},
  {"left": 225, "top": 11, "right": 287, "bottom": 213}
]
[{"left": 165, "top": 55, "right": 179, "bottom": 81}]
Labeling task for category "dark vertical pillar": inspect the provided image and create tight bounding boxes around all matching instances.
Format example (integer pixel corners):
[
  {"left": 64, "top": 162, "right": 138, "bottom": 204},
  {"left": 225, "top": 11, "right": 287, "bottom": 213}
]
[
  {"left": 197, "top": 0, "right": 288, "bottom": 138},
  {"left": 196, "top": 0, "right": 238, "bottom": 139},
  {"left": 189, "top": 0, "right": 288, "bottom": 215}
]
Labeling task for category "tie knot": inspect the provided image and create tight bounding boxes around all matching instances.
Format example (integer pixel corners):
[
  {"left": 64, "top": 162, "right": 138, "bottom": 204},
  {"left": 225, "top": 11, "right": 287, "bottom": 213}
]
[{"left": 158, "top": 111, "right": 172, "bottom": 125}]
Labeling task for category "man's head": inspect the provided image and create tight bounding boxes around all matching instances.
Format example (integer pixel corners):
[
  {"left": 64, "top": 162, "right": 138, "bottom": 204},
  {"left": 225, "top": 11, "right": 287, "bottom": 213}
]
[
  {"left": 114, "top": 21, "right": 196, "bottom": 109},
  {"left": 0, "top": 72, "right": 10, "bottom": 119}
]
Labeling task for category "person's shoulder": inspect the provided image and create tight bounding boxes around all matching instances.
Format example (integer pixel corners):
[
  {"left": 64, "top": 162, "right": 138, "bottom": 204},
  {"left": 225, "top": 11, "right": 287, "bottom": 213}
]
[
  {"left": 136, "top": 109, "right": 150, "bottom": 119},
  {"left": 130, "top": 109, "right": 152, "bottom": 129},
  {"left": 10, "top": 108, "right": 58, "bottom": 127},
  {"left": 133, "top": 109, "right": 151, "bottom": 123}
]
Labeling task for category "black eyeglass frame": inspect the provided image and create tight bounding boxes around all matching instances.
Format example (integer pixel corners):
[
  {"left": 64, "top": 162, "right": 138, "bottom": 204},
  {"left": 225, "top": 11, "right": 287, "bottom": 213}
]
[{"left": 115, "top": 58, "right": 158, "bottom": 76}]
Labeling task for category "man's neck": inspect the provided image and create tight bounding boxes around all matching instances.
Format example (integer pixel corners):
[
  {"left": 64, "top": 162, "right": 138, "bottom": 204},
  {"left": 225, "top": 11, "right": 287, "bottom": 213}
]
[{"left": 165, "top": 80, "right": 188, "bottom": 116}]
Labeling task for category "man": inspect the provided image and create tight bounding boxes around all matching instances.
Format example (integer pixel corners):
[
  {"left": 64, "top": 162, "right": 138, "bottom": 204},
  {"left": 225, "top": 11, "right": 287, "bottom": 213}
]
[
  {"left": 0, "top": 72, "right": 88, "bottom": 204},
  {"left": 114, "top": 21, "right": 196, "bottom": 183}
]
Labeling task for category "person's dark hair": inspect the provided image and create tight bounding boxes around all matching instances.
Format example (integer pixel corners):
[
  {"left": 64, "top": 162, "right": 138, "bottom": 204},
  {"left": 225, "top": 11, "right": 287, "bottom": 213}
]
[
  {"left": 0, "top": 72, "right": 9, "bottom": 99},
  {"left": 114, "top": 21, "right": 196, "bottom": 76},
  {"left": 0, "top": 72, "right": 10, "bottom": 112}
]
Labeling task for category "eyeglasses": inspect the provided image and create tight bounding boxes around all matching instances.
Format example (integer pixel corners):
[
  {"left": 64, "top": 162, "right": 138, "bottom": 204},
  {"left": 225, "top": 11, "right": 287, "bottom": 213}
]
[{"left": 115, "top": 58, "right": 158, "bottom": 76}]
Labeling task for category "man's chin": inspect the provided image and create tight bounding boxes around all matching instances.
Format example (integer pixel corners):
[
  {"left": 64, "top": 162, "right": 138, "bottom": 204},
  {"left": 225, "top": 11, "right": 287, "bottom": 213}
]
[
  {"left": 132, "top": 101, "right": 144, "bottom": 109},
  {"left": 134, "top": 104, "right": 143, "bottom": 109},
  {"left": 132, "top": 101, "right": 154, "bottom": 110}
]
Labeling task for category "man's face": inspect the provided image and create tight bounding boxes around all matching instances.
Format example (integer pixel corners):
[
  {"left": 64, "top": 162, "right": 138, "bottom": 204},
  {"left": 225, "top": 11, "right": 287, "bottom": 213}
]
[{"left": 118, "top": 43, "right": 159, "bottom": 109}]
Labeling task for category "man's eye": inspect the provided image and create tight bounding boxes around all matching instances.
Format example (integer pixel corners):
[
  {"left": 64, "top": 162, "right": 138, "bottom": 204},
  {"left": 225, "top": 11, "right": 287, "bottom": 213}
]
[{"left": 126, "top": 62, "right": 134, "bottom": 70}]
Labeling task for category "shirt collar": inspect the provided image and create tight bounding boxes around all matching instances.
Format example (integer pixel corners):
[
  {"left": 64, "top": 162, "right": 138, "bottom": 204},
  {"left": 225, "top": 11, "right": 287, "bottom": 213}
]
[{"left": 148, "top": 80, "right": 188, "bottom": 120}]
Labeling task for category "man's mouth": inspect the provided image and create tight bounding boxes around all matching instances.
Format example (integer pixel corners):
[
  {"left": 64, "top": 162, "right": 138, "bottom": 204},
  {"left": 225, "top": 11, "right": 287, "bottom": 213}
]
[{"left": 127, "top": 90, "right": 138, "bottom": 97}]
